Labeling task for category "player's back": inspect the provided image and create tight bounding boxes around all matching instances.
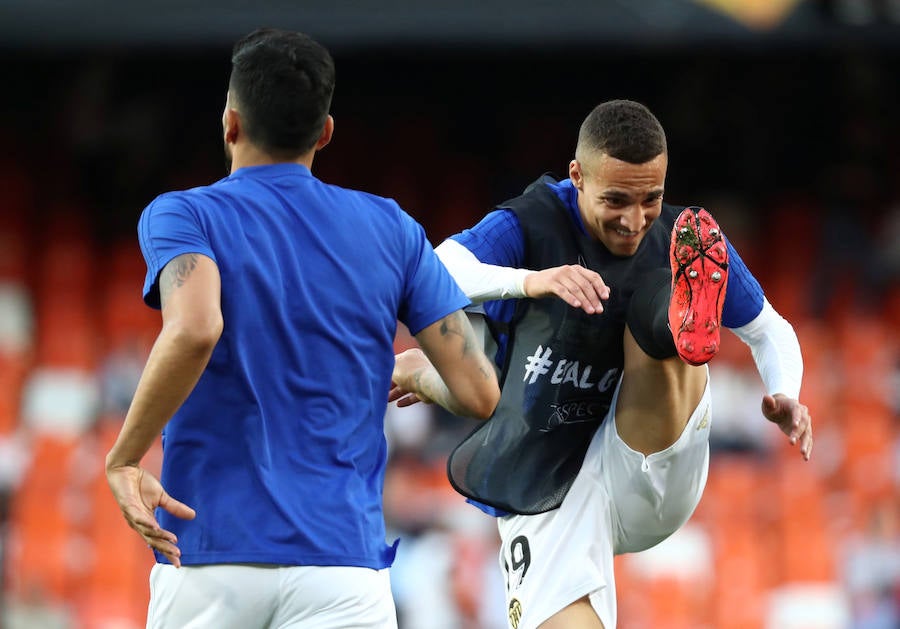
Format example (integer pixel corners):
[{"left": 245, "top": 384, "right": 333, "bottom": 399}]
[
  {"left": 139, "top": 162, "right": 446, "bottom": 568},
  {"left": 182, "top": 162, "right": 412, "bottom": 422}
]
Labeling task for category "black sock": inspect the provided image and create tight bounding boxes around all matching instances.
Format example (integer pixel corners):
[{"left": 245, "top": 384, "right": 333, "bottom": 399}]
[{"left": 627, "top": 267, "right": 677, "bottom": 360}]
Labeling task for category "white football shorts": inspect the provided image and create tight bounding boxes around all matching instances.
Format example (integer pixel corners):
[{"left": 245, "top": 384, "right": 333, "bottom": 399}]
[
  {"left": 498, "top": 372, "right": 712, "bottom": 629},
  {"left": 147, "top": 563, "right": 398, "bottom": 628}
]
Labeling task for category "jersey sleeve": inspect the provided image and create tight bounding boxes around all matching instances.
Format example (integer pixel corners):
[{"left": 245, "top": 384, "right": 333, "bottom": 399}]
[
  {"left": 435, "top": 239, "right": 535, "bottom": 304},
  {"left": 138, "top": 193, "right": 217, "bottom": 309},
  {"left": 721, "top": 238, "right": 765, "bottom": 329},
  {"left": 729, "top": 299, "right": 804, "bottom": 398},
  {"left": 448, "top": 209, "right": 525, "bottom": 266},
  {"left": 398, "top": 212, "right": 470, "bottom": 335}
]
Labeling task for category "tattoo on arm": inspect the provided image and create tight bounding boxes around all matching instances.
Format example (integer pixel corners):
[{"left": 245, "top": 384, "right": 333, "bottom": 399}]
[
  {"left": 409, "top": 310, "right": 499, "bottom": 417},
  {"left": 441, "top": 311, "right": 495, "bottom": 380},
  {"left": 440, "top": 310, "right": 484, "bottom": 358},
  {"left": 159, "top": 253, "right": 199, "bottom": 307}
]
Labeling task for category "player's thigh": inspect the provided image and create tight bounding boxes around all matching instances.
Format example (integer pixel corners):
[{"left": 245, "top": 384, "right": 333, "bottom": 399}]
[
  {"left": 497, "top": 478, "right": 617, "bottom": 629},
  {"left": 538, "top": 597, "right": 604, "bottom": 629},
  {"left": 598, "top": 376, "right": 712, "bottom": 554},
  {"left": 147, "top": 563, "right": 278, "bottom": 629},
  {"left": 614, "top": 329, "right": 710, "bottom": 456},
  {"left": 274, "top": 566, "right": 398, "bottom": 629}
]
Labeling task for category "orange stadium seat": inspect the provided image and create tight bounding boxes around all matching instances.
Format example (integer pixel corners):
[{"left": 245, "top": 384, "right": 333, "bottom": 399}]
[
  {"left": 697, "top": 456, "right": 777, "bottom": 629},
  {"left": 6, "top": 435, "right": 82, "bottom": 604},
  {"left": 791, "top": 321, "right": 839, "bottom": 430},
  {"left": 838, "top": 402, "right": 896, "bottom": 528},
  {"left": 72, "top": 419, "right": 158, "bottom": 627},
  {"left": 101, "top": 280, "right": 160, "bottom": 354},
  {"left": 0, "top": 352, "right": 29, "bottom": 435},
  {"left": 770, "top": 458, "right": 836, "bottom": 584},
  {"left": 710, "top": 528, "right": 769, "bottom": 629},
  {"left": 33, "top": 294, "right": 99, "bottom": 370},
  {"left": 702, "top": 456, "right": 771, "bottom": 525},
  {"left": 108, "top": 239, "right": 147, "bottom": 286},
  {"left": 38, "top": 236, "right": 94, "bottom": 295},
  {"left": 622, "top": 555, "right": 715, "bottom": 628}
]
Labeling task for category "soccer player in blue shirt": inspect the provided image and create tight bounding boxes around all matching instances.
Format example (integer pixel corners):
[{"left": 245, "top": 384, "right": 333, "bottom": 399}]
[
  {"left": 393, "top": 100, "right": 813, "bottom": 629},
  {"left": 104, "top": 28, "right": 500, "bottom": 628}
]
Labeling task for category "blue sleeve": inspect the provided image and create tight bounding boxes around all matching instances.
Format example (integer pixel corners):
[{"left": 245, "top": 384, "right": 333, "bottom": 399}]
[
  {"left": 449, "top": 209, "right": 525, "bottom": 267},
  {"left": 467, "top": 498, "right": 509, "bottom": 517},
  {"left": 722, "top": 238, "right": 765, "bottom": 328},
  {"left": 138, "top": 193, "right": 217, "bottom": 309},
  {"left": 398, "top": 212, "right": 470, "bottom": 335}
]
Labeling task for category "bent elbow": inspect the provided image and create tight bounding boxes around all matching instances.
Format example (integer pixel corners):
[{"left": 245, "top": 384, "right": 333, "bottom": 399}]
[
  {"left": 165, "top": 315, "right": 223, "bottom": 354},
  {"left": 469, "top": 384, "right": 500, "bottom": 420}
]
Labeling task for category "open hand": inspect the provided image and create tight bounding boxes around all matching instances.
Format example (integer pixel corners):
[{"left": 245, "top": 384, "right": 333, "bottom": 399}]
[
  {"left": 106, "top": 464, "right": 196, "bottom": 567},
  {"left": 523, "top": 265, "right": 610, "bottom": 314},
  {"left": 762, "top": 393, "right": 813, "bottom": 461}
]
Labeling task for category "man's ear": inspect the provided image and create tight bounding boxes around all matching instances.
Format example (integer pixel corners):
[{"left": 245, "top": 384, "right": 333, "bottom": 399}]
[
  {"left": 569, "top": 159, "right": 584, "bottom": 191},
  {"left": 224, "top": 108, "right": 241, "bottom": 146},
  {"left": 315, "top": 115, "right": 334, "bottom": 151}
]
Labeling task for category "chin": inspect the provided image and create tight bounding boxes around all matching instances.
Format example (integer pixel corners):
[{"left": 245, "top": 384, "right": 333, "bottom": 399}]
[
  {"left": 607, "top": 235, "right": 642, "bottom": 257},
  {"left": 612, "top": 245, "right": 639, "bottom": 258}
]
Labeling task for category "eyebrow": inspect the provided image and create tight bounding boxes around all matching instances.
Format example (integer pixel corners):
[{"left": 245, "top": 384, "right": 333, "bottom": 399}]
[{"left": 600, "top": 188, "right": 665, "bottom": 202}]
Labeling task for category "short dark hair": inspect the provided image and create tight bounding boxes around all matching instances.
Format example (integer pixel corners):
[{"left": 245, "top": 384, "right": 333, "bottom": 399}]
[
  {"left": 576, "top": 100, "right": 667, "bottom": 165},
  {"left": 229, "top": 28, "right": 335, "bottom": 158}
]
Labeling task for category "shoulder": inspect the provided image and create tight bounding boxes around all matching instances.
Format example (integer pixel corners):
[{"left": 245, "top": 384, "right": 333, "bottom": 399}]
[
  {"left": 451, "top": 208, "right": 522, "bottom": 245},
  {"left": 319, "top": 181, "right": 415, "bottom": 227},
  {"left": 142, "top": 190, "right": 191, "bottom": 214},
  {"left": 138, "top": 185, "right": 227, "bottom": 247},
  {"left": 315, "top": 179, "right": 401, "bottom": 209},
  {"left": 139, "top": 191, "right": 194, "bottom": 233},
  {"left": 142, "top": 181, "right": 229, "bottom": 220}
]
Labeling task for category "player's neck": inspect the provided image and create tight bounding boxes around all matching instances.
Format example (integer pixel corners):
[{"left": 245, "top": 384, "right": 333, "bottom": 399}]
[{"left": 229, "top": 143, "right": 315, "bottom": 174}]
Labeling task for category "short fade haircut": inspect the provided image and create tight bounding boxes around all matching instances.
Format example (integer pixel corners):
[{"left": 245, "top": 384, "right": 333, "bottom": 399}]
[
  {"left": 229, "top": 28, "right": 335, "bottom": 158},
  {"left": 575, "top": 100, "right": 667, "bottom": 165}
]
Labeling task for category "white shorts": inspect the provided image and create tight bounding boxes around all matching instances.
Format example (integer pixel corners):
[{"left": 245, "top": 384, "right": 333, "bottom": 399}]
[
  {"left": 498, "top": 373, "right": 712, "bottom": 629},
  {"left": 147, "top": 563, "right": 398, "bottom": 629}
]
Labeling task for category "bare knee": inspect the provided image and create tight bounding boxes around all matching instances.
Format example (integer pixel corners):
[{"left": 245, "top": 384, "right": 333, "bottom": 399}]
[{"left": 538, "top": 596, "right": 604, "bottom": 629}]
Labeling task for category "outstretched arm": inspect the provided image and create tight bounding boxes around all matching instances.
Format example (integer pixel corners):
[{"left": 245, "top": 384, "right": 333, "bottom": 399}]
[
  {"left": 391, "top": 310, "right": 499, "bottom": 419},
  {"left": 729, "top": 298, "right": 813, "bottom": 460},
  {"left": 106, "top": 253, "right": 222, "bottom": 565},
  {"left": 436, "top": 239, "right": 610, "bottom": 314}
]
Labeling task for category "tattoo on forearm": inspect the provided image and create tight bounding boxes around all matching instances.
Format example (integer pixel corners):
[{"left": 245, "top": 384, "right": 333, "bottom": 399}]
[{"left": 160, "top": 253, "right": 199, "bottom": 305}]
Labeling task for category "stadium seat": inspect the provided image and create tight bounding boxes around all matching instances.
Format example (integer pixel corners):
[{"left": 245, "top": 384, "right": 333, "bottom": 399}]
[
  {"left": 6, "top": 435, "right": 82, "bottom": 603},
  {"left": 622, "top": 523, "right": 716, "bottom": 628},
  {"left": 101, "top": 280, "right": 160, "bottom": 355},
  {"left": 768, "top": 457, "right": 836, "bottom": 583},
  {"left": 0, "top": 352, "right": 28, "bottom": 436}
]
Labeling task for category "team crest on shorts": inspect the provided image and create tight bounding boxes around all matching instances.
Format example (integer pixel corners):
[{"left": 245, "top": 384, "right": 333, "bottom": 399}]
[{"left": 508, "top": 597, "right": 523, "bottom": 629}]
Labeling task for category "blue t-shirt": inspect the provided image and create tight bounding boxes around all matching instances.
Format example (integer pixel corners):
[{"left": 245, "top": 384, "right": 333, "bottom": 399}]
[{"left": 138, "top": 162, "right": 469, "bottom": 568}]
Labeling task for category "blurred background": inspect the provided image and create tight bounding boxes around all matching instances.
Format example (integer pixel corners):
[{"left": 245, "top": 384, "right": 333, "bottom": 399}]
[{"left": 0, "top": 1, "right": 898, "bottom": 628}]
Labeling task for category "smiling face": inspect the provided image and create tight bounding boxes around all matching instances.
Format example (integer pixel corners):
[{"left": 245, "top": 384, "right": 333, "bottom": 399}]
[{"left": 569, "top": 151, "right": 667, "bottom": 257}]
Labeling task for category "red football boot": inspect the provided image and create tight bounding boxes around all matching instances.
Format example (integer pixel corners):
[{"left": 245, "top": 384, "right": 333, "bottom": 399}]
[{"left": 669, "top": 207, "right": 729, "bottom": 366}]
